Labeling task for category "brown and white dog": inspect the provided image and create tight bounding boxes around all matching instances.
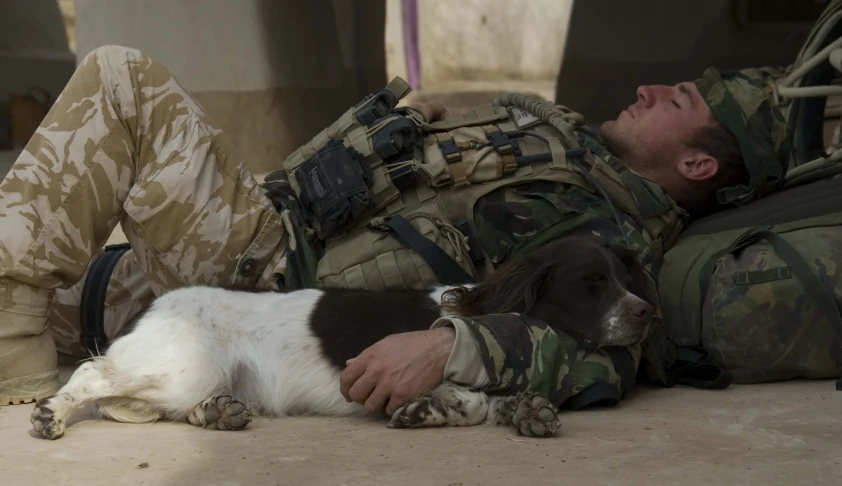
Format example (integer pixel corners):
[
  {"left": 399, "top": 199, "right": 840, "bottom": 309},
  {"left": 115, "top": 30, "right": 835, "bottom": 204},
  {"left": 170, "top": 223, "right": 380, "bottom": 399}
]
[{"left": 30, "top": 236, "right": 656, "bottom": 440}]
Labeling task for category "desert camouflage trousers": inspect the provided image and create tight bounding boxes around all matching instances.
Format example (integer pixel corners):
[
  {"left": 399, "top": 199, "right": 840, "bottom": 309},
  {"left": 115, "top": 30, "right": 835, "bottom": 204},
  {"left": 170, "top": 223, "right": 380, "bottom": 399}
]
[{"left": 0, "top": 45, "right": 289, "bottom": 357}]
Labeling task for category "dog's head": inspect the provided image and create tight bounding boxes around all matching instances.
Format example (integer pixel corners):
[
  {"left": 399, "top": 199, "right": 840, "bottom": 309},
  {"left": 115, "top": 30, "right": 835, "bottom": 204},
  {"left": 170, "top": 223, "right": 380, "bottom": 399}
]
[{"left": 442, "top": 237, "right": 658, "bottom": 349}]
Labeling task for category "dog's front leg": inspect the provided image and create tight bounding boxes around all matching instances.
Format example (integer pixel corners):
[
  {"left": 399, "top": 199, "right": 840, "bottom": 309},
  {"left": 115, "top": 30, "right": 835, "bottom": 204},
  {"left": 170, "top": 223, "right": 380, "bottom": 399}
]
[
  {"left": 387, "top": 383, "right": 490, "bottom": 429},
  {"left": 486, "top": 392, "right": 561, "bottom": 438}
]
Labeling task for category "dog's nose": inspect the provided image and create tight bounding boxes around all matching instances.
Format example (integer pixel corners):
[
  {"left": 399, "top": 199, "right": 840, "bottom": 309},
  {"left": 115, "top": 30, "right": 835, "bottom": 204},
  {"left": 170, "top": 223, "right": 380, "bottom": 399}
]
[{"left": 631, "top": 301, "right": 653, "bottom": 322}]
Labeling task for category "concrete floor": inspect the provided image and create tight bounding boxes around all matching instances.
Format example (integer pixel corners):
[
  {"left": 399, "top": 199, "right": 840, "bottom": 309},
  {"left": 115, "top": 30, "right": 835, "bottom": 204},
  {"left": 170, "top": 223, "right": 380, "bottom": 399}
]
[{"left": 0, "top": 368, "right": 840, "bottom": 486}]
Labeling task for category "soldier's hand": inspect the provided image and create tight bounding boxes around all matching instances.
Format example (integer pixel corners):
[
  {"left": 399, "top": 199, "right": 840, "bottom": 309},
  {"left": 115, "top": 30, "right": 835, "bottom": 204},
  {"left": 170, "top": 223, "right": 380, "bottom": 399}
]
[
  {"left": 410, "top": 101, "right": 451, "bottom": 122},
  {"left": 339, "top": 327, "right": 455, "bottom": 415}
]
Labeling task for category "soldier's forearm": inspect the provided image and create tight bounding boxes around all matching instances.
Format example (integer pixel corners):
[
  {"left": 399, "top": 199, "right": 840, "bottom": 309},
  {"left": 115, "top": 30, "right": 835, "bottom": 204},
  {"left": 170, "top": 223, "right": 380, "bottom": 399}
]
[{"left": 431, "top": 318, "right": 491, "bottom": 388}]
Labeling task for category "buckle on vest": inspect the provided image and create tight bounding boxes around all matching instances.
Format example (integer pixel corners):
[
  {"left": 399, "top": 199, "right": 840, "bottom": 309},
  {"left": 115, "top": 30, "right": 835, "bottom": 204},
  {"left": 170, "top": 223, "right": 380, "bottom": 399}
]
[
  {"left": 486, "top": 130, "right": 513, "bottom": 154},
  {"left": 438, "top": 138, "right": 462, "bottom": 163}
]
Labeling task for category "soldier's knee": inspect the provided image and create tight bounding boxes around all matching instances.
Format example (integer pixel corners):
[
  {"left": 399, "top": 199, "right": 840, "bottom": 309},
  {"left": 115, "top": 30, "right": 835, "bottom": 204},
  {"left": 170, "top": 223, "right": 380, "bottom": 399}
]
[{"left": 82, "top": 44, "right": 145, "bottom": 65}]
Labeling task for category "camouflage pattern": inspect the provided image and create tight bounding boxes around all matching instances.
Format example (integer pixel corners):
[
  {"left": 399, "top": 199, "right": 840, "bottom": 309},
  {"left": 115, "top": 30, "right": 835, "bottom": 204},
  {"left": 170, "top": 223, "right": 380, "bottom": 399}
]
[
  {"left": 473, "top": 181, "right": 653, "bottom": 267},
  {"left": 0, "top": 45, "right": 290, "bottom": 356},
  {"left": 446, "top": 313, "right": 640, "bottom": 406},
  {"left": 448, "top": 176, "right": 658, "bottom": 400},
  {"left": 693, "top": 68, "right": 791, "bottom": 204},
  {"left": 701, "top": 226, "right": 842, "bottom": 383}
]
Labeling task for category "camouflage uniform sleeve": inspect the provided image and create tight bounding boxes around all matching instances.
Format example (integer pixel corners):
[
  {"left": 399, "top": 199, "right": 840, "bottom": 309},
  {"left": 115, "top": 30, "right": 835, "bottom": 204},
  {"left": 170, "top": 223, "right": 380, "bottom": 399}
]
[{"left": 432, "top": 313, "right": 640, "bottom": 407}]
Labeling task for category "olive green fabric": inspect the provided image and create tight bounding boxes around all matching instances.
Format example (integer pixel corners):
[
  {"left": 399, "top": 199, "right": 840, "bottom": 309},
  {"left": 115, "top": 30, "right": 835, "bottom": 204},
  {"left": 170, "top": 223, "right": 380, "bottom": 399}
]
[
  {"left": 659, "top": 174, "right": 842, "bottom": 384},
  {"left": 693, "top": 68, "right": 791, "bottom": 205}
]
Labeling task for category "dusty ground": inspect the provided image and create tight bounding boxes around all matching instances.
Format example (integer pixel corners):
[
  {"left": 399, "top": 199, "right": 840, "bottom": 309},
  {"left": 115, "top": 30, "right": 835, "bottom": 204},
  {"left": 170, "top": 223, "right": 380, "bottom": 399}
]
[{"left": 0, "top": 367, "right": 840, "bottom": 486}]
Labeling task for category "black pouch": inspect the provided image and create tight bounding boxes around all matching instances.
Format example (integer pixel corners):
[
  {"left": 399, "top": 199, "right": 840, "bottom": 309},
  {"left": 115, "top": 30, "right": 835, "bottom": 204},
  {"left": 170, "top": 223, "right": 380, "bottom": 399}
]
[
  {"left": 354, "top": 87, "right": 400, "bottom": 126},
  {"left": 295, "top": 139, "right": 373, "bottom": 237},
  {"left": 371, "top": 117, "right": 421, "bottom": 160}
]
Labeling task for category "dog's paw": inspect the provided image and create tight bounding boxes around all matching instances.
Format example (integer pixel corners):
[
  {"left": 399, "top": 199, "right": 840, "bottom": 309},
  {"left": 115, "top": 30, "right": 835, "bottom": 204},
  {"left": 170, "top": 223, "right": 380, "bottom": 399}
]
[
  {"left": 387, "top": 402, "right": 425, "bottom": 429},
  {"left": 387, "top": 395, "right": 446, "bottom": 429},
  {"left": 201, "top": 394, "right": 252, "bottom": 431},
  {"left": 511, "top": 393, "right": 560, "bottom": 438},
  {"left": 30, "top": 400, "right": 65, "bottom": 440}
]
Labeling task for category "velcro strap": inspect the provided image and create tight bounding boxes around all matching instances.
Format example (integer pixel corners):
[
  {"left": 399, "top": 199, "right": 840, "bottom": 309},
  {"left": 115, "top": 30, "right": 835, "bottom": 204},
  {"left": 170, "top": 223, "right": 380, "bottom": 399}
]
[
  {"left": 385, "top": 76, "right": 412, "bottom": 101},
  {"left": 80, "top": 243, "right": 132, "bottom": 356},
  {"left": 380, "top": 216, "right": 475, "bottom": 286}
]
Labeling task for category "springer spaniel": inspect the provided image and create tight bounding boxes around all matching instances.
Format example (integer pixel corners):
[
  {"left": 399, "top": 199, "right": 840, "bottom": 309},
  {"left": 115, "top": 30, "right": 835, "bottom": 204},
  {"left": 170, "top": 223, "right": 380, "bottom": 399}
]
[{"left": 29, "top": 236, "right": 657, "bottom": 440}]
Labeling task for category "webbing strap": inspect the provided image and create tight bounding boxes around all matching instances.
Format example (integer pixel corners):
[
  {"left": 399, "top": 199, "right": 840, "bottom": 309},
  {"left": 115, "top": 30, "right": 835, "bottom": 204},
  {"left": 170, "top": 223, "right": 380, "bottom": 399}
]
[
  {"left": 435, "top": 133, "right": 469, "bottom": 187},
  {"left": 385, "top": 76, "right": 412, "bottom": 100},
  {"left": 382, "top": 216, "right": 475, "bottom": 285},
  {"left": 664, "top": 347, "right": 734, "bottom": 389},
  {"left": 482, "top": 125, "right": 517, "bottom": 176},
  {"left": 80, "top": 243, "right": 132, "bottom": 356}
]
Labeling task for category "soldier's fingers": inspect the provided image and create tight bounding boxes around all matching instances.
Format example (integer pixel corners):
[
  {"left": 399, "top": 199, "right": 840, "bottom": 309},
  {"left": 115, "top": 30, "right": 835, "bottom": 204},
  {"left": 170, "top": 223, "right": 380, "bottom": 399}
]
[
  {"left": 385, "top": 394, "right": 409, "bottom": 416},
  {"left": 409, "top": 102, "right": 436, "bottom": 123},
  {"left": 347, "top": 372, "right": 378, "bottom": 405},
  {"left": 339, "top": 356, "right": 367, "bottom": 401},
  {"left": 364, "top": 385, "right": 390, "bottom": 413}
]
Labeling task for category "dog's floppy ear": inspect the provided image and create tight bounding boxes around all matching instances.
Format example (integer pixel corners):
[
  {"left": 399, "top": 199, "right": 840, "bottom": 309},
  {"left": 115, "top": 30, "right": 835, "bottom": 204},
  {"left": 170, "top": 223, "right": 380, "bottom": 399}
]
[
  {"left": 442, "top": 254, "right": 550, "bottom": 317},
  {"left": 609, "top": 246, "right": 658, "bottom": 305}
]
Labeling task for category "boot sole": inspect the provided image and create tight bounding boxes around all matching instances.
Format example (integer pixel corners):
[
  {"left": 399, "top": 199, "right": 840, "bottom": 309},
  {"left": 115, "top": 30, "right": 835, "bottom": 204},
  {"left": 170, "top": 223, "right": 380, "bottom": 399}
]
[{"left": 0, "top": 370, "right": 61, "bottom": 406}]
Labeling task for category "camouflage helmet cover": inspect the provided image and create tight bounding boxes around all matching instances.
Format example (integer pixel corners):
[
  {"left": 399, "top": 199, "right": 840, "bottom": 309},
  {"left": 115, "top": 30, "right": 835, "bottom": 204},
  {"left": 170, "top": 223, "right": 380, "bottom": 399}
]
[{"left": 693, "top": 68, "right": 791, "bottom": 205}]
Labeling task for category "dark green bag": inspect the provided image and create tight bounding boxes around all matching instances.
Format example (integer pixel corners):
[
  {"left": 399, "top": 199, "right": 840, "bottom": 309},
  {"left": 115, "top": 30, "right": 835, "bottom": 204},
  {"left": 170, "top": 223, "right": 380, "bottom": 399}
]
[{"left": 659, "top": 174, "right": 842, "bottom": 387}]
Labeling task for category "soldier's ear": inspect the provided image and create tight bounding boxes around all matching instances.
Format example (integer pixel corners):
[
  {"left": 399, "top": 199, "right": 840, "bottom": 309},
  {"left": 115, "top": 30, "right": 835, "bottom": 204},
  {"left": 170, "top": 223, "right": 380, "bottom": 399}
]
[{"left": 677, "top": 152, "right": 718, "bottom": 182}]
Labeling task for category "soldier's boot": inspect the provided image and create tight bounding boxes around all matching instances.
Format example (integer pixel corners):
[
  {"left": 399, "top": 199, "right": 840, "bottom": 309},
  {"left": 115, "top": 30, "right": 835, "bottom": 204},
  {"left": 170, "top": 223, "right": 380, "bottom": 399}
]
[{"left": 0, "top": 280, "right": 60, "bottom": 406}]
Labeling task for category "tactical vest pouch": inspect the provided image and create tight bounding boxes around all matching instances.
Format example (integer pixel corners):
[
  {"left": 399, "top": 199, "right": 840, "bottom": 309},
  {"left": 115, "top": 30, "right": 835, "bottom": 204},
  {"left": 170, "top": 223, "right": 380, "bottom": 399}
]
[
  {"left": 295, "top": 139, "right": 374, "bottom": 238},
  {"left": 419, "top": 126, "right": 521, "bottom": 188},
  {"left": 315, "top": 206, "right": 475, "bottom": 291},
  {"left": 659, "top": 174, "right": 842, "bottom": 387}
]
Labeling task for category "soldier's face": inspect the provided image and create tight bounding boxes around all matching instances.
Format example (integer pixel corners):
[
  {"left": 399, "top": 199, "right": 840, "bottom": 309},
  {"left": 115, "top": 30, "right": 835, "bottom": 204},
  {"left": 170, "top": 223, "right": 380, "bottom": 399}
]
[{"left": 599, "top": 82, "right": 715, "bottom": 192}]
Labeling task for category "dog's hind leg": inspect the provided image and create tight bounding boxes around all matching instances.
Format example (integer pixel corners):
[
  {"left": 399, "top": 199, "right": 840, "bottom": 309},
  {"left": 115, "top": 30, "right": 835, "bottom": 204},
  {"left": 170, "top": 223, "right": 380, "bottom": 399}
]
[
  {"left": 96, "top": 398, "right": 164, "bottom": 424},
  {"left": 184, "top": 394, "right": 252, "bottom": 431},
  {"left": 30, "top": 358, "right": 160, "bottom": 440},
  {"left": 486, "top": 392, "right": 560, "bottom": 438}
]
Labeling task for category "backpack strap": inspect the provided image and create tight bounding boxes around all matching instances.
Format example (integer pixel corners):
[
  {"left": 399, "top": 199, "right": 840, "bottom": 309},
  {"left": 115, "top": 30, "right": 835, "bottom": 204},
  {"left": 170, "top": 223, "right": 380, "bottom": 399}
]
[
  {"left": 664, "top": 347, "right": 734, "bottom": 389},
  {"left": 80, "top": 243, "right": 132, "bottom": 356}
]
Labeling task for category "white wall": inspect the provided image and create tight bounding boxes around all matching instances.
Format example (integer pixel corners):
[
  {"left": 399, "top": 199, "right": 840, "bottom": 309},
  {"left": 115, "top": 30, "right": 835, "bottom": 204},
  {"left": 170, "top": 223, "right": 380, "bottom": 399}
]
[{"left": 386, "top": 0, "right": 573, "bottom": 88}]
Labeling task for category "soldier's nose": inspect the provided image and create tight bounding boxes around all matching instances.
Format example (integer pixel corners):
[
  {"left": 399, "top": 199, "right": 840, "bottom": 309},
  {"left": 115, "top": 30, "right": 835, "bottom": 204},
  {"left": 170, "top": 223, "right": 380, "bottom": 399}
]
[{"left": 636, "top": 85, "right": 654, "bottom": 108}]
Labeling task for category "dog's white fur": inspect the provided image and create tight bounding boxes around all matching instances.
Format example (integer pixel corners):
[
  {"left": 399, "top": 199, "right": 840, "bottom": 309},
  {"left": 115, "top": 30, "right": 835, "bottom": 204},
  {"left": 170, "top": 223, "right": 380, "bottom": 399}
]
[{"left": 30, "top": 285, "right": 560, "bottom": 440}]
